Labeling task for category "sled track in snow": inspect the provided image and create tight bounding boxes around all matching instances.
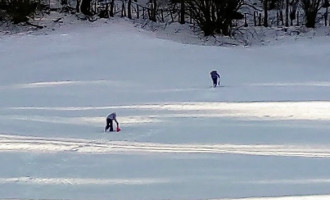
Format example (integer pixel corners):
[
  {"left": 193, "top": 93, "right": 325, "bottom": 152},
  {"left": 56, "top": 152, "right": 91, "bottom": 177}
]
[{"left": 1, "top": 134, "right": 330, "bottom": 158}]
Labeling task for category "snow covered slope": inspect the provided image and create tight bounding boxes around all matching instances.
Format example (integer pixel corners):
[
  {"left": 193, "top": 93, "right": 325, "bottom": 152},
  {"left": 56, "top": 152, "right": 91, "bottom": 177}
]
[{"left": 0, "top": 19, "right": 330, "bottom": 200}]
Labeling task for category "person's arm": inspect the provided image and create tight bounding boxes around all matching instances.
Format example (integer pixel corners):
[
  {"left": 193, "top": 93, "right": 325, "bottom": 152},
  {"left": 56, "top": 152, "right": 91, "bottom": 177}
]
[{"left": 114, "top": 118, "right": 119, "bottom": 127}]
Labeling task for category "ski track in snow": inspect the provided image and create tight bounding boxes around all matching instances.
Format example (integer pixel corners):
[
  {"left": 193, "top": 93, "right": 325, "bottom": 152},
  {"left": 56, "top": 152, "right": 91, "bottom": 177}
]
[
  {"left": 0, "top": 134, "right": 329, "bottom": 158},
  {"left": 1, "top": 101, "right": 330, "bottom": 158},
  {"left": 3, "top": 101, "right": 330, "bottom": 122}
]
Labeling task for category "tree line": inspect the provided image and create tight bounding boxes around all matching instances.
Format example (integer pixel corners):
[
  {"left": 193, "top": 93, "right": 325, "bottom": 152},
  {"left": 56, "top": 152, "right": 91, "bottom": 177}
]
[{"left": 0, "top": 0, "right": 329, "bottom": 36}]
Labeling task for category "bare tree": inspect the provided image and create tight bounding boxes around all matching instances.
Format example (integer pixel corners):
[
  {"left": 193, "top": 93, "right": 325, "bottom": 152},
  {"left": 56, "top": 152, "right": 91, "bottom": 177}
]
[
  {"left": 1, "top": 0, "right": 38, "bottom": 23},
  {"left": 301, "top": 0, "right": 322, "bottom": 27},
  {"left": 186, "top": 0, "right": 243, "bottom": 36},
  {"left": 80, "top": 0, "right": 92, "bottom": 15}
]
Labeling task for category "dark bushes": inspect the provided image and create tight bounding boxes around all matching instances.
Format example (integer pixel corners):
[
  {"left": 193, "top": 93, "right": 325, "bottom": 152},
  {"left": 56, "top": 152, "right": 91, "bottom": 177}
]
[{"left": 0, "top": 0, "right": 37, "bottom": 23}]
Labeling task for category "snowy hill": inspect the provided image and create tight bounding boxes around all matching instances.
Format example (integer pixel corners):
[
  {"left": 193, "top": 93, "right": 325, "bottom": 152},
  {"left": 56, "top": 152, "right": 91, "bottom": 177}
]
[
  {"left": 1, "top": 7, "right": 330, "bottom": 46},
  {"left": 0, "top": 19, "right": 330, "bottom": 200}
]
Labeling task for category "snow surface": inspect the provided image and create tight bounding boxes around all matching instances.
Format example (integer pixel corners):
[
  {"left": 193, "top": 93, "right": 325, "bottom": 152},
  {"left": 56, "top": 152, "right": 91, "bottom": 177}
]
[{"left": 0, "top": 17, "right": 330, "bottom": 200}]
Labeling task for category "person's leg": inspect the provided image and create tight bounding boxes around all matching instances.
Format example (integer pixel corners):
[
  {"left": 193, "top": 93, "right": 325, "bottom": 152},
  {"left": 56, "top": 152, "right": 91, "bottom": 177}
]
[
  {"left": 105, "top": 118, "right": 110, "bottom": 131},
  {"left": 110, "top": 119, "right": 114, "bottom": 131},
  {"left": 212, "top": 77, "right": 217, "bottom": 87}
]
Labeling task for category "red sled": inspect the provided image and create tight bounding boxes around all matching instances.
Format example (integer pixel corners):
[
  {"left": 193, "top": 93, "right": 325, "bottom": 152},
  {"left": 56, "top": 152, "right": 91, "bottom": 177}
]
[{"left": 116, "top": 127, "right": 121, "bottom": 132}]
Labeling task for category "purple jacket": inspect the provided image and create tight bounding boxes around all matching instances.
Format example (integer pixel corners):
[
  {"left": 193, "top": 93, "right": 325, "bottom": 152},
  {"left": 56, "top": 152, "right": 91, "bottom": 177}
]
[
  {"left": 210, "top": 71, "right": 220, "bottom": 78},
  {"left": 107, "top": 112, "right": 119, "bottom": 124}
]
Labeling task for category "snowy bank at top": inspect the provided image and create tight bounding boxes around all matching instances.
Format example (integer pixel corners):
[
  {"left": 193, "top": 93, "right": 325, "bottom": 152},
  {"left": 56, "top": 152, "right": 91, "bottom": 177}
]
[{"left": 0, "top": 9, "right": 329, "bottom": 47}]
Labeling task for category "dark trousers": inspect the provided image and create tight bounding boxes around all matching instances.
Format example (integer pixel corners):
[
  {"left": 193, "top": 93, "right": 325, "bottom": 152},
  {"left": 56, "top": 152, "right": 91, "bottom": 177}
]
[
  {"left": 105, "top": 118, "right": 114, "bottom": 131},
  {"left": 212, "top": 77, "right": 218, "bottom": 87}
]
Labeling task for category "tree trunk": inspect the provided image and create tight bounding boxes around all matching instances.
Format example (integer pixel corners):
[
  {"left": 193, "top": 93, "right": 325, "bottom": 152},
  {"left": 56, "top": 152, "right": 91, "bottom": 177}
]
[
  {"left": 121, "top": 1, "right": 126, "bottom": 17},
  {"left": 326, "top": 7, "right": 328, "bottom": 26},
  {"left": 264, "top": 0, "right": 268, "bottom": 27},
  {"left": 80, "top": 0, "right": 92, "bottom": 15},
  {"left": 285, "top": 0, "right": 289, "bottom": 26},
  {"left": 128, "top": 0, "right": 132, "bottom": 19},
  {"left": 301, "top": 0, "right": 322, "bottom": 28},
  {"left": 150, "top": 0, "right": 157, "bottom": 22},
  {"left": 76, "top": 0, "right": 80, "bottom": 12},
  {"left": 110, "top": 0, "right": 114, "bottom": 17},
  {"left": 180, "top": 0, "right": 185, "bottom": 24}
]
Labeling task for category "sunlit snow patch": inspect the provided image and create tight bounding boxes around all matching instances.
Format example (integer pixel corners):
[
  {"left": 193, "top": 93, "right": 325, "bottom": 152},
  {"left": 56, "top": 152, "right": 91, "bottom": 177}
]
[{"left": 1, "top": 134, "right": 330, "bottom": 158}]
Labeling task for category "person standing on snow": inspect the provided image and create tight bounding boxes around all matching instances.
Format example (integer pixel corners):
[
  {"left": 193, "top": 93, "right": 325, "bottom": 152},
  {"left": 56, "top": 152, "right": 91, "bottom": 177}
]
[
  {"left": 105, "top": 112, "right": 120, "bottom": 132},
  {"left": 210, "top": 70, "right": 220, "bottom": 87}
]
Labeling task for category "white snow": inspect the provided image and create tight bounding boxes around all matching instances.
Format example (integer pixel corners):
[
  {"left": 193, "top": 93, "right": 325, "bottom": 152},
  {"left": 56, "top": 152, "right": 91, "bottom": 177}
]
[{"left": 0, "top": 17, "right": 330, "bottom": 200}]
